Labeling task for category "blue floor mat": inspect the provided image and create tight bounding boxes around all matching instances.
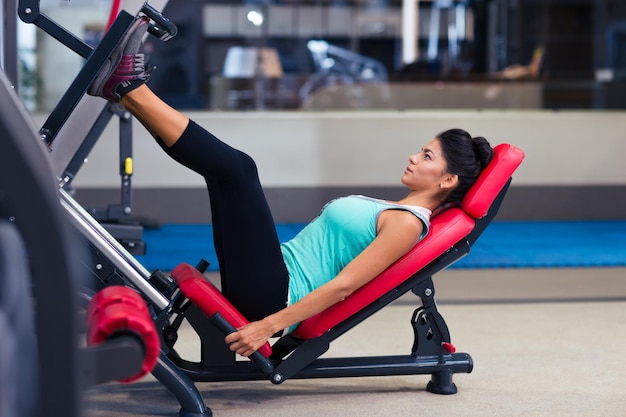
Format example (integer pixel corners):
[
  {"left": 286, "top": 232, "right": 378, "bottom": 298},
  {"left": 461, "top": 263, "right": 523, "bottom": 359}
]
[
  {"left": 452, "top": 220, "right": 626, "bottom": 268},
  {"left": 134, "top": 221, "right": 626, "bottom": 272}
]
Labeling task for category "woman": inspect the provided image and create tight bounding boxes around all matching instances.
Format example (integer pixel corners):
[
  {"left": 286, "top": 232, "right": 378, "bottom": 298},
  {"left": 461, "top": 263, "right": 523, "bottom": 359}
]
[{"left": 89, "top": 17, "right": 494, "bottom": 357}]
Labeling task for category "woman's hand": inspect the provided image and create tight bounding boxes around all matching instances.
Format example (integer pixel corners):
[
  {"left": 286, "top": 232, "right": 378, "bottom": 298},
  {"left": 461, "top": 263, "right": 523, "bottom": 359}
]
[{"left": 224, "top": 319, "right": 276, "bottom": 357}]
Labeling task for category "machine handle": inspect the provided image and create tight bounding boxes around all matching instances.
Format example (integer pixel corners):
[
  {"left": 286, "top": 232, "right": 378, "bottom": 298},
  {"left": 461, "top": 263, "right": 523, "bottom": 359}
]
[
  {"left": 209, "top": 312, "right": 275, "bottom": 375},
  {"left": 141, "top": 2, "right": 178, "bottom": 41}
]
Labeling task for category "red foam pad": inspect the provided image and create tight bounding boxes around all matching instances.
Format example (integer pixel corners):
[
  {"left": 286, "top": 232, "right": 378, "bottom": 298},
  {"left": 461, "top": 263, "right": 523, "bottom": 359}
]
[
  {"left": 170, "top": 263, "right": 273, "bottom": 358},
  {"left": 292, "top": 208, "right": 474, "bottom": 339},
  {"left": 87, "top": 286, "right": 160, "bottom": 383},
  {"left": 87, "top": 285, "right": 147, "bottom": 328},
  {"left": 461, "top": 143, "right": 525, "bottom": 219}
]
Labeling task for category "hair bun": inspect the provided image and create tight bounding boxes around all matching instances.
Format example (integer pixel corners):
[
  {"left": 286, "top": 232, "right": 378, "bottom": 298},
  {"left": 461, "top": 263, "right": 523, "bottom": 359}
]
[{"left": 472, "top": 136, "right": 494, "bottom": 169}]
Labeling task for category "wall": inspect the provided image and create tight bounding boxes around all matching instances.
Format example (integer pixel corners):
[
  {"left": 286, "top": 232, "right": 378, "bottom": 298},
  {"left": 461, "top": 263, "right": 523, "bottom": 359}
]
[{"left": 31, "top": 109, "right": 626, "bottom": 223}]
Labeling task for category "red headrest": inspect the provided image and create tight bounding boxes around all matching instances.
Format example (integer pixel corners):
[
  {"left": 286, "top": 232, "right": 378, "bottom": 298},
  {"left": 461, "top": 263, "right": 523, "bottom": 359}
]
[{"left": 460, "top": 143, "right": 525, "bottom": 219}]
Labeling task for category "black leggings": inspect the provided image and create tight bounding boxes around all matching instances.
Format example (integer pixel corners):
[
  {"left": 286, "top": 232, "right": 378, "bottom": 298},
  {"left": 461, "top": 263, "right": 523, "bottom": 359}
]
[{"left": 157, "top": 120, "right": 289, "bottom": 322}]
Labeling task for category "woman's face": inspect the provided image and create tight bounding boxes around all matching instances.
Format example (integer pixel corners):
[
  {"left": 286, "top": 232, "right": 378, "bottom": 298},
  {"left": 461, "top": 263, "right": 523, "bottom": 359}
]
[{"left": 401, "top": 138, "right": 451, "bottom": 191}]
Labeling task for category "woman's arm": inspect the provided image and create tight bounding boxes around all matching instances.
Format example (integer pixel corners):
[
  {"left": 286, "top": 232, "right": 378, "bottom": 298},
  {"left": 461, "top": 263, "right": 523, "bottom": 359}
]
[{"left": 224, "top": 210, "right": 425, "bottom": 357}]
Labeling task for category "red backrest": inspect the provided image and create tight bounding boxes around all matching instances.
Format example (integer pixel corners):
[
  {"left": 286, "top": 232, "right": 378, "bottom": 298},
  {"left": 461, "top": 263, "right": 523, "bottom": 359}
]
[{"left": 461, "top": 143, "right": 525, "bottom": 219}]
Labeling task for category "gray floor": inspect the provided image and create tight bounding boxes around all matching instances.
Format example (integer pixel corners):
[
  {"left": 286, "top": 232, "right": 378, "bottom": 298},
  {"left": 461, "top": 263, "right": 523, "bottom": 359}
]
[{"left": 84, "top": 268, "right": 626, "bottom": 417}]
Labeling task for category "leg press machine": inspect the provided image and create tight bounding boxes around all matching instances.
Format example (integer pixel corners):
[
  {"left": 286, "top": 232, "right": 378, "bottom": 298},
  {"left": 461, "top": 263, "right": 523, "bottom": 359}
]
[{"left": 2, "top": 2, "right": 524, "bottom": 416}]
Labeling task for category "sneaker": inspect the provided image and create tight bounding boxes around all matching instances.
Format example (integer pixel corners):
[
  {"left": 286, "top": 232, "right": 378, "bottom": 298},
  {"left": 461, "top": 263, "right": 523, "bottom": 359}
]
[{"left": 88, "top": 16, "right": 151, "bottom": 102}]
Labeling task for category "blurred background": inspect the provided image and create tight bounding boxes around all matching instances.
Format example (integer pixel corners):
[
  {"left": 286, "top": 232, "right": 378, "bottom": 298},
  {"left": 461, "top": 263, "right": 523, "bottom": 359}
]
[{"left": 10, "top": 0, "right": 626, "bottom": 112}]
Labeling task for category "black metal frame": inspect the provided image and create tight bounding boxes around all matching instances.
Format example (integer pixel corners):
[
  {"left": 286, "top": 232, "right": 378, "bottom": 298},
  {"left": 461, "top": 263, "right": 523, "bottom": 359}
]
[
  {"left": 18, "top": 1, "right": 144, "bottom": 250},
  {"left": 9, "top": 3, "right": 209, "bottom": 416},
  {"left": 2, "top": 0, "right": 19, "bottom": 86},
  {"left": 0, "top": 70, "right": 152, "bottom": 417},
  {"left": 63, "top": 103, "right": 146, "bottom": 254},
  {"left": 0, "top": 67, "right": 83, "bottom": 417},
  {"left": 18, "top": 0, "right": 178, "bottom": 253},
  {"left": 18, "top": 2, "right": 133, "bottom": 144},
  {"left": 17, "top": 0, "right": 176, "bottom": 145}
]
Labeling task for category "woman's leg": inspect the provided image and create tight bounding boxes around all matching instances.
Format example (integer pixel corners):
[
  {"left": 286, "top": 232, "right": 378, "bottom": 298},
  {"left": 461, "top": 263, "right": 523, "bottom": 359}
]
[
  {"left": 88, "top": 19, "right": 288, "bottom": 321},
  {"left": 120, "top": 85, "right": 188, "bottom": 147},
  {"left": 121, "top": 87, "right": 289, "bottom": 321}
]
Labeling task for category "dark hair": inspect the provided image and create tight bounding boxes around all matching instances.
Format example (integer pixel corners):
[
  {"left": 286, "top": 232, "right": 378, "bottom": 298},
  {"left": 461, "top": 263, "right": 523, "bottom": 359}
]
[{"left": 437, "top": 128, "right": 494, "bottom": 204}]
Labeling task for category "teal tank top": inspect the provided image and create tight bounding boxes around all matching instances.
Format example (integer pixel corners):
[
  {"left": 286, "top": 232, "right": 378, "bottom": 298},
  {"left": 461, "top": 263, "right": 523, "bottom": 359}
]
[{"left": 280, "top": 195, "right": 431, "bottom": 330}]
